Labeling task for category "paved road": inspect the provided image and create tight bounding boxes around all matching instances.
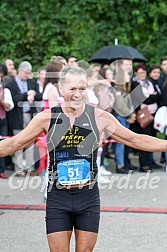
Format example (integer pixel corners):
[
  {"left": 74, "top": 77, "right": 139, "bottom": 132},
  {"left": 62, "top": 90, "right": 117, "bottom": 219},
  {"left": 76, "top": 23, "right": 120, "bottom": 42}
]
[{"left": 0, "top": 153, "right": 167, "bottom": 252}]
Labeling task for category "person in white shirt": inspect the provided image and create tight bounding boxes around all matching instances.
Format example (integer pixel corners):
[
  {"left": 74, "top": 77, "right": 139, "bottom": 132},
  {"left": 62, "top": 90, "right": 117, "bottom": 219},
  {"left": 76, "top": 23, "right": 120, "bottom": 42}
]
[{"left": 0, "top": 64, "right": 14, "bottom": 178}]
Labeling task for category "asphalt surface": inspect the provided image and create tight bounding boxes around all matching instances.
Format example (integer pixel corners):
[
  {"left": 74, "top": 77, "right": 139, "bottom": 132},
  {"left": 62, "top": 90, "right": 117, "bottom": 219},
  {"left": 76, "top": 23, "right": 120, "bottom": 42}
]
[{"left": 0, "top": 152, "right": 167, "bottom": 252}]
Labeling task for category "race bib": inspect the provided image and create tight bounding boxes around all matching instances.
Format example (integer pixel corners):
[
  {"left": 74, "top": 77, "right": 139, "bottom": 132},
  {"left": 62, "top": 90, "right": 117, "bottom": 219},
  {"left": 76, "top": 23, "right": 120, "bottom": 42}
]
[{"left": 57, "top": 159, "right": 90, "bottom": 185}]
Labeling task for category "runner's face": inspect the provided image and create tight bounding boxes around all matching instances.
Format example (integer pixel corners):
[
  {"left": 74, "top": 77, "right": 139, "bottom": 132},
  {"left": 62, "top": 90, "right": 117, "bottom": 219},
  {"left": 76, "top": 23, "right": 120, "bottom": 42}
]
[{"left": 60, "top": 73, "right": 88, "bottom": 109}]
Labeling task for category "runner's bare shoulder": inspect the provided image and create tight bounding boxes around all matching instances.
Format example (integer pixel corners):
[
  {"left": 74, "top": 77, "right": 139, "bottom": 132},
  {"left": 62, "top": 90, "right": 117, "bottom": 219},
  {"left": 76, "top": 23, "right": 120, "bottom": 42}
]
[{"left": 33, "top": 109, "right": 51, "bottom": 133}]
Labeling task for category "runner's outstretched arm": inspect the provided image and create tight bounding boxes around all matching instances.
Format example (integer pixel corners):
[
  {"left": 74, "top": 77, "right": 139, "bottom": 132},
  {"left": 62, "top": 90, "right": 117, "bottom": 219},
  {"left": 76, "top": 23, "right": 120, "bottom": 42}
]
[
  {"left": 96, "top": 109, "right": 167, "bottom": 152},
  {"left": 0, "top": 109, "right": 51, "bottom": 156}
]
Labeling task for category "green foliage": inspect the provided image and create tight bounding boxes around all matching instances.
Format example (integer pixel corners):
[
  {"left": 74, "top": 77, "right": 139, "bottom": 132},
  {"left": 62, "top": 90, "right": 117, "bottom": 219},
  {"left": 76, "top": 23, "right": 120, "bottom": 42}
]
[{"left": 0, "top": 0, "right": 167, "bottom": 69}]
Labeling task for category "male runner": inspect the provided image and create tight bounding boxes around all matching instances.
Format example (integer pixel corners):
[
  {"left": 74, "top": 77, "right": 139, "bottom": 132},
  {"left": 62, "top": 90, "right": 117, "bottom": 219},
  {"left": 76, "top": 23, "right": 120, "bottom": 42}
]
[{"left": 0, "top": 66, "right": 167, "bottom": 251}]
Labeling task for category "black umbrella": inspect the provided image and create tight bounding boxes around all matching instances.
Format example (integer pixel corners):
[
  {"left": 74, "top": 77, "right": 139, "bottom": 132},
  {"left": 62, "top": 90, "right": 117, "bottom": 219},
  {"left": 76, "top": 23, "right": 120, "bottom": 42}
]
[{"left": 90, "top": 45, "right": 146, "bottom": 63}]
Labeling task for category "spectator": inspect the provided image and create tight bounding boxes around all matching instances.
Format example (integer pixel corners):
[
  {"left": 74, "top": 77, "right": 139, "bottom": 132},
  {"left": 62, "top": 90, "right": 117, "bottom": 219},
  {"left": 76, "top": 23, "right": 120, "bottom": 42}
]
[
  {"left": 37, "top": 59, "right": 64, "bottom": 199},
  {"left": 42, "top": 59, "right": 63, "bottom": 109},
  {"left": 36, "top": 60, "right": 64, "bottom": 171},
  {"left": 161, "top": 77, "right": 167, "bottom": 166},
  {"left": 0, "top": 64, "right": 14, "bottom": 178},
  {"left": 67, "top": 55, "right": 78, "bottom": 66},
  {"left": 94, "top": 67, "right": 115, "bottom": 177},
  {"left": 149, "top": 64, "right": 161, "bottom": 86},
  {"left": 36, "top": 67, "right": 46, "bottom": 113},
  {"left": 4, "top": 58, "right": 16, "bottom": 77},
  {"left": 112, "top": 60, "right": 135, "bottom": 173},
  {"left": 5, "top": 61, "right": 42, "bottom": 176},
  {"left": 85, "top": 68, "right": 99, "bottom": 107},
  {"left": 37, "top": 67, "right": 46, "bottom": 93},
  {"left": 90, "top": 63, "right": 101, "bottom": 72},
  {"left": 158, "top": 56, "right": 167, "bottom": 91},
  {"left": 131, "top": 64, "right": 161, "bottom": 172},
  {"left": 50, "top": 56, "right": 67, "bottom": 67}
]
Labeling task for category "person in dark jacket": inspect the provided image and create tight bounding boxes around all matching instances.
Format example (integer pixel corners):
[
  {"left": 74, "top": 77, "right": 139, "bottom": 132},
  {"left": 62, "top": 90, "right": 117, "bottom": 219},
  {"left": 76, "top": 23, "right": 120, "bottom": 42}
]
[
  {"left": 131, "top": 64, "right": 161, "bottom": 172},
  {"left": 161, "top": 77, "right": 167, "bottom": 165},
  {"left": 158, "top": 56, "right": 167, "bottom": 91},
  {"left": 148, "top": 64, "right": 161, "bottom": 102},
  {"left": 161, "top": 78, "right": 167, "bottom": 106},
  {"left": 6, "top": 61, "right": 42, "bottom": 175},
  {"left": 0, "top": 64, "right": 14, "bottom": 178}
]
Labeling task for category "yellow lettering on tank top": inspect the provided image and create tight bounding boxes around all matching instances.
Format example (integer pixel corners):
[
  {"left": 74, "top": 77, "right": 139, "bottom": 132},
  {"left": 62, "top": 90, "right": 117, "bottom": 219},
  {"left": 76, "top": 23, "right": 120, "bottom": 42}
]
[{"left": 61, "top": 126, "right": 85, "bottom": 148}]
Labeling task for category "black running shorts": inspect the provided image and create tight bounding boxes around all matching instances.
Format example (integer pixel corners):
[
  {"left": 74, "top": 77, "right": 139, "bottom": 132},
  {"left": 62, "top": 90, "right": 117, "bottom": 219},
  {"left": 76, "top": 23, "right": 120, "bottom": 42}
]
[{"left": 46, "top": 183, "right": 100, "bottom": 234}]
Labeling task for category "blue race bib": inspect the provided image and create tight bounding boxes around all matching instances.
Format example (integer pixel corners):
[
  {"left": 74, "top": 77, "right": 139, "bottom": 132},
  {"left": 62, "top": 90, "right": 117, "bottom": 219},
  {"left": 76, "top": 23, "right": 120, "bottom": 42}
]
[{"left": 57, "top": 159, "right": 90, "bottom": 185}]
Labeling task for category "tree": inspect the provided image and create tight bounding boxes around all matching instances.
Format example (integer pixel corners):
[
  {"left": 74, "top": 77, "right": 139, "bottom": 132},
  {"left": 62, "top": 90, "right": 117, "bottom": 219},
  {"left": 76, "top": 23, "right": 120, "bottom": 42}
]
[{"left": 0, "top": 0, "right": 167, "bottom": 69}]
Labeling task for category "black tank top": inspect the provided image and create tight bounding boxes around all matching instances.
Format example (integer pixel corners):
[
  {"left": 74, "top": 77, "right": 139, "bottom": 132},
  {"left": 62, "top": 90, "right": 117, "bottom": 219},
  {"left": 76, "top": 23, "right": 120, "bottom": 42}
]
[{"left": 46, "top": 104, "right": 100, "bottom": 186}]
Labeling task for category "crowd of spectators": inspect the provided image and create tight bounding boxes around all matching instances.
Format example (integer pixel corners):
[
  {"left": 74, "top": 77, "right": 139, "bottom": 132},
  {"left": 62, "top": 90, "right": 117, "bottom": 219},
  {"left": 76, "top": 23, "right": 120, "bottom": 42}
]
[{"left": 0, "top": 55, "right": 167, "bottom": 180}]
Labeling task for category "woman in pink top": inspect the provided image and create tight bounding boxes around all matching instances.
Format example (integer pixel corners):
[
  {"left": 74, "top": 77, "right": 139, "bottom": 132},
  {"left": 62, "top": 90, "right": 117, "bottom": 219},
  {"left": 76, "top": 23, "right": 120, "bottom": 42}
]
[{"left": 36, "top": 59, "right": 64, "bottom": 175}]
